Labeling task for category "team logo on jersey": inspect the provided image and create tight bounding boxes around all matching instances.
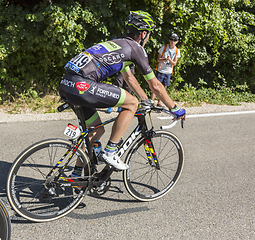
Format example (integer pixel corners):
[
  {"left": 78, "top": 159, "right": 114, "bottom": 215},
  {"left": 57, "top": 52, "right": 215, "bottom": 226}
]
[
  {"left": 91, "top": 44, "right": 103, "bottom": 51},
  {"left": 147, "top": 67, "right": 152, "bottom": 73},
  {"left": 101, "top": 41, "right": 122, "bottom": 51},
  {"left": 76, "top": 82, "right": 90, "bottom": 94},
  {"left": 89, "top": 86, "right": 97, "bottom": 95},
  {"left": 99, "top": 53, "right": 125, "bottom": 65},
  {"left": 60, "top": 79, "right": 75, "bottom": 88},
  {"left": 96, "top": 87, "right": 120, "bottom": 99}
]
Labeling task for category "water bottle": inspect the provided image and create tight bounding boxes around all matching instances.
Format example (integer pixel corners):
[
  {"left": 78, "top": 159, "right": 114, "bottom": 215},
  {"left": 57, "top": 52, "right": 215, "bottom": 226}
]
[{"left": 93, "top": 140, "right": 103, "bottom": 164}]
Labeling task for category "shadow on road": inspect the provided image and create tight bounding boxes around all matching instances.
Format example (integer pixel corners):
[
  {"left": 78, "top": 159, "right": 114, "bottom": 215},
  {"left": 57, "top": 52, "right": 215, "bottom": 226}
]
[{"left": 0, "top": 161, "right": 12, "bottom": 196}]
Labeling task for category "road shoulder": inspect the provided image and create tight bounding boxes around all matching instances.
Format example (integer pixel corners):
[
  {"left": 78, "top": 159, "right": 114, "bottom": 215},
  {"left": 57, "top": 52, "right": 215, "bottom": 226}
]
[{"left": 0, "top": 102, "right": 255, "bottom": 123}]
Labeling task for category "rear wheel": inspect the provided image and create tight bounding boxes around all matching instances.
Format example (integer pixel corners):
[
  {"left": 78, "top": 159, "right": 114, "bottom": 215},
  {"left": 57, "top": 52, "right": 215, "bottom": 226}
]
[
  {"left": 6, "top": 139, "right": 90, "bottom": 222},
  {"left": 0, "top": 199, "right": 11, "bottom": 240},
  {"left": 123, "top": 131, "right": 184, "bottom": 201}
]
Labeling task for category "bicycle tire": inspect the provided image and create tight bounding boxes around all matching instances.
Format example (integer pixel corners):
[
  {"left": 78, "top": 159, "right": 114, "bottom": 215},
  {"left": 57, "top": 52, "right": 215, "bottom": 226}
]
[
  {"left": 123, "top": 130, "right": 184, "bottom": 201},
  {"left": 0, "top": 199, "right": 11, "bottom": 240},
  {"left": 6, "top": 139, "right": 90, "bottom": 222}
]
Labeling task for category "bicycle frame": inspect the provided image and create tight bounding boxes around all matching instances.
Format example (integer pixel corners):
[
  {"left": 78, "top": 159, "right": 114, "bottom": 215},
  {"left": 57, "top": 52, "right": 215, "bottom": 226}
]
[
  {"left": 52, "top": 104, "right": 162, "bottom": 187},
  {"left": 6, "top": 102, "right": 184, "bottom": 222},
  {"left": 115, "top": 110, "right": 161, "bottom": 169},
  {"left": 77, "top": 107, "right": 158, "bottom": 164}
]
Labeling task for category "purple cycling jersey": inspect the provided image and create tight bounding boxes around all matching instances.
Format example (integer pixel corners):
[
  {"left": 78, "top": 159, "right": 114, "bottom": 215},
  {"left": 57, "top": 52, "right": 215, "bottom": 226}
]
[{"left": 64, "top": 37, "right": 155, "bottom": 82}]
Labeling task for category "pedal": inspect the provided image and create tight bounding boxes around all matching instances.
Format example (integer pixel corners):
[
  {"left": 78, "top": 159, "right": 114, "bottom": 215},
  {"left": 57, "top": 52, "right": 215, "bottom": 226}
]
[
  {"left": 74, "top": 187, "right": 82, "bottom": 194},
  {"left": 113, "top": 168, "right": 123, "bottom": 172},
  {"left": 89, "top": 178, "right": 111, "bottom": 196}
]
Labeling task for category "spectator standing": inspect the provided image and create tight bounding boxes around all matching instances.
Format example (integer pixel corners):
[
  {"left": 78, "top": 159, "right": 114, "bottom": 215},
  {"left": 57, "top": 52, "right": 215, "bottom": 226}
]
[{"left": 151, "top": 33, "right": 181, "bottom": 106}]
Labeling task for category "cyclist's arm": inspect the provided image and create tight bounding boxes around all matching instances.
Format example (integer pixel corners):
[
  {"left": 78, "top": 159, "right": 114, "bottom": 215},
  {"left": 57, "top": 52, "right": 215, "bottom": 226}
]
[
  {"left": 121, "top": 69, "right": 147, "bottom": 101},
  {"left": 147, "top": 76, "right": 175, "bottom": 109}
]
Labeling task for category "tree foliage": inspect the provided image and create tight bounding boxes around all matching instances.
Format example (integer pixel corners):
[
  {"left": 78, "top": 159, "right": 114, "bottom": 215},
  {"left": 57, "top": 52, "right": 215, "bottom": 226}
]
[
  {"left": 0, "top": 0, "right": 255, "bottom": 102},
  {"left": 164, "top": 0, "right": 255, "bottom": 92}
]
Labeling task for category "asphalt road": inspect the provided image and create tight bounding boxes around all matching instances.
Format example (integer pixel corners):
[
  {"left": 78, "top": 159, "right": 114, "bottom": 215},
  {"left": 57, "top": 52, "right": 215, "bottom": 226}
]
[{"left": 0, "top": 111, "right": 254, "bottom": 240}]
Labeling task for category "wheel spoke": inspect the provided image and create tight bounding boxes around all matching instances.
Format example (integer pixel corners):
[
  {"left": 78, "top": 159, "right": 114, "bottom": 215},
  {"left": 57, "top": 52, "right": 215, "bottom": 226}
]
[
  {"left": 7, "top": 139, "right": 90, "bottom": 222},
  {"left": 124, "top": 131, "right": 184, "bottom": 201}
]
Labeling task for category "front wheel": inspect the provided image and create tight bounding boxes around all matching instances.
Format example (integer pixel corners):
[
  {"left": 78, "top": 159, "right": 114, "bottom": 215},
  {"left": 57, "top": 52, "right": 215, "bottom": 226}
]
[
  {"left": 123, "top": 131, "right": 184, "bottom": 201},
  {"left": 0, "top": 199, "right": 11, "bottom": 240},
  {"left": 6, "top": 139, "right": 90, "bottom": 222}
]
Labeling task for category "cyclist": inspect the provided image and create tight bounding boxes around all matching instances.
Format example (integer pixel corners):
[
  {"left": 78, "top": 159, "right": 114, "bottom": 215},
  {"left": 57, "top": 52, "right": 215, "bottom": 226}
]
[{"left": 59, "top": 10, "right": 186, "bottom": 171}]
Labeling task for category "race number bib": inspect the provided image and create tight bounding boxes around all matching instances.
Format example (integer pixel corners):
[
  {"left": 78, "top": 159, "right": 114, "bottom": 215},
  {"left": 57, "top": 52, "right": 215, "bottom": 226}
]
[
  {"left": 64, "top": 123, "right": 81, "bottom": 139},
  {"left": 65, "top": 52, "right": 92, "bottom": 73}
]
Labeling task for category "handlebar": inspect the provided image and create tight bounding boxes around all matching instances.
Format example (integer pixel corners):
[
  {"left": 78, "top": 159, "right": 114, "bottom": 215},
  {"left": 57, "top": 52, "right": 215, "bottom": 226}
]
[
  {"left": 136, "top": 105, "right": 184, "bottom": 130},
  {"left": 160, "top": 109, "right": 178, "bottom": 130}
]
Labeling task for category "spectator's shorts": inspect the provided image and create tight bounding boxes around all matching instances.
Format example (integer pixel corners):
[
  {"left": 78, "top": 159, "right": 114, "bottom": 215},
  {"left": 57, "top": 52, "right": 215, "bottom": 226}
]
[{"left": 156, "top": 71, "right": 171, "bottom": 87}]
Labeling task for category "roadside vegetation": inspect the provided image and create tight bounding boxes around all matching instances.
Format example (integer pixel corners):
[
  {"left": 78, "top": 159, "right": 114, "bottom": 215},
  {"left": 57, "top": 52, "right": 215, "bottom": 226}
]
[
  {"left": 0, "top": 0, "right": 255, "bottom": 113},
  {"left": 171, "top": 81, "right": 255, "bottom": 107},
  {"left": 1, "top": 81, "right": 254, "bottom": 114}
]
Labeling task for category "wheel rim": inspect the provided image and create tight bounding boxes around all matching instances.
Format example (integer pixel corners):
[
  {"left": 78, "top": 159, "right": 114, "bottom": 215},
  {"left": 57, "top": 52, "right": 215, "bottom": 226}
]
[
  {"left": 124, "top": 131, "right": 184, "bottom": 201},
  {"left": 0, "top": 199, "right": 11, "bottom": 240},
  {"left": 7, "top": 139, "right": 89, "bottom": 222}
]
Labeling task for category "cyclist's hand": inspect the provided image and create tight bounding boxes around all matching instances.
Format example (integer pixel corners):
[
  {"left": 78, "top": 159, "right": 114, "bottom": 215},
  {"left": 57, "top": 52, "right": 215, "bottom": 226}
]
[
  {"left": 140, "top": 99, "right": 154, "bottom": 108},
  {"left": 170, "top": 105, "right": 186, "bottom": 120}
]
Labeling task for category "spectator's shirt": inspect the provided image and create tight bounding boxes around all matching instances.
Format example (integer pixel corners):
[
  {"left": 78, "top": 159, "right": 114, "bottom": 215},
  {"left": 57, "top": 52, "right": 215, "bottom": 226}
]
[{"left": 157, "top": 45, "right": 180, "bottom": 74}]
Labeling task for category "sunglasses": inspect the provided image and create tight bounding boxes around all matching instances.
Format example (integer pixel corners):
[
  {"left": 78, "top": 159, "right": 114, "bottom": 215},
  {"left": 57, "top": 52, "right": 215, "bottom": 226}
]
[{"left": 169, "top": 38, "right": 178, "bottom": 42}]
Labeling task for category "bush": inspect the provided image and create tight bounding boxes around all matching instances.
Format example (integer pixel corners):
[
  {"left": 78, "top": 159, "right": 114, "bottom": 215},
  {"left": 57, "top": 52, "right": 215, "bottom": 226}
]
[
  {"left": 0, "top": 0, "right": 255, "bottom": 103},
  {"left": 163, "top": 0, "right": 255, "bottom": 92}
]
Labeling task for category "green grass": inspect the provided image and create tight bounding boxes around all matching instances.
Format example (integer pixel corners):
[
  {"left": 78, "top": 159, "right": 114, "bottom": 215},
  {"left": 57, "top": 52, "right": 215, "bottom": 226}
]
[
  {"left": 1, "top": 84, "right": 254, "bottom": 114},
  {"left": 168, "top": 83, "right": 255, "bottom": 107},
  {"left": 1, "top": 94, "right": 62, "bottom": 114}
]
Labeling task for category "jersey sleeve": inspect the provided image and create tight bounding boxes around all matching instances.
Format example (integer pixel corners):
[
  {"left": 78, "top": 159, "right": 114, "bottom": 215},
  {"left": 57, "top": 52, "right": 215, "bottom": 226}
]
[
  {"left": 120, "top": 61, "right": 133, "bottom": 73},
  {"left": 131, "top": 43, "right": 155, "bottom": 81}
]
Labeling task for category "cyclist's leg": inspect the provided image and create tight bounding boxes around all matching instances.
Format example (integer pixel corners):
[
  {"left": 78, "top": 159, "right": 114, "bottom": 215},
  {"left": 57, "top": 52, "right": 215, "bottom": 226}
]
[
  {"left": 59, "top": 72, "right": 135, "bottom": 170},
  {"left": 79, "top": 107, "right": 105, "bottom": 142},
  {"left": 99, "top": 92, "right": 138, "bottom": 170},
  {"left": 109, "top": 92, "right": 138, "bottom": 143},
  {"left": 59, "top": 75, "right": 105, "bottom": 171},
  {"left": 60, "top": 77, "right": 137, "bottom": 144},
  {"left": 75, "top": 109, "right": 105, "bottom": 168}
]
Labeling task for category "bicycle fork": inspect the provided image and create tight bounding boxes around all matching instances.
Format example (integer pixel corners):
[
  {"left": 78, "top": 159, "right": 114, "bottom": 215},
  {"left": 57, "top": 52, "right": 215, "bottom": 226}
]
[{"left": 144, "top": 138, "right": 160, "bottom": 170}]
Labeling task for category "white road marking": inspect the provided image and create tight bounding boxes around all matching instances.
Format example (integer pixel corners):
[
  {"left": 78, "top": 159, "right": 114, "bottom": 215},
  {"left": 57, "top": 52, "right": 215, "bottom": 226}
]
[
  {"left": 157, "top": 110, "right": 255, "bottom": 120},
  {"left": 186, "top": 110, "right": 255, "bottom": 118}
]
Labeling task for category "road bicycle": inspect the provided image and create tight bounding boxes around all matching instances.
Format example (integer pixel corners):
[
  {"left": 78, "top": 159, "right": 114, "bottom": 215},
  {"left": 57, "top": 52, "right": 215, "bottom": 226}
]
[
  {"left": 6, "top": 102, "right": 184, "bottom": 222},
  {"left": 0, "top": 198, "right": 11, "bottom": 240}
]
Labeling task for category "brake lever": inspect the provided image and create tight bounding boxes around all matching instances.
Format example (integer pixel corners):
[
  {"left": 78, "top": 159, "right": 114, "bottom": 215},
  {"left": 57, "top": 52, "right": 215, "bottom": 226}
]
[
  {"left": 153, "top": 105, "right": 164, "bottom": 111},
  {"left": 181, "top": 118, "right": 184, "bottom": 128}
]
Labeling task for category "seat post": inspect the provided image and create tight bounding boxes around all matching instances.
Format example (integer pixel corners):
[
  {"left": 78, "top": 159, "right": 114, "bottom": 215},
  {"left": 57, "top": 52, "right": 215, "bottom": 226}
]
[{"left": 71, "top": 105, "right": 94, "bottom": 161}]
